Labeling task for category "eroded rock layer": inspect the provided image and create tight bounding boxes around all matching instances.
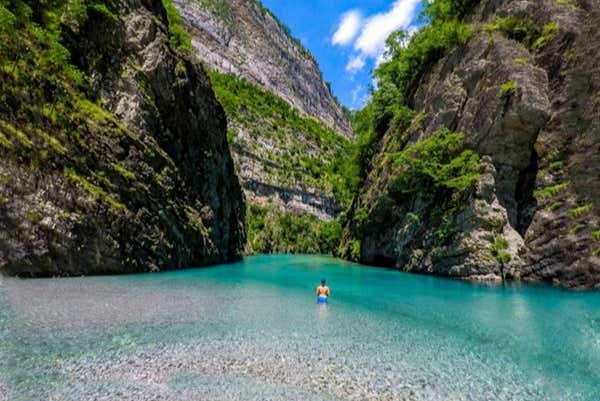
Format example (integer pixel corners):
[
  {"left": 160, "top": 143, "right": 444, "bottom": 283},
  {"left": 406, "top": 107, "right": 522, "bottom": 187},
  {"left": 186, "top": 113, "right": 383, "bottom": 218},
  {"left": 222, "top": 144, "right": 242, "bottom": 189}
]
[{"left": 174, "top": 0, "right": 351, "bottom": 137}]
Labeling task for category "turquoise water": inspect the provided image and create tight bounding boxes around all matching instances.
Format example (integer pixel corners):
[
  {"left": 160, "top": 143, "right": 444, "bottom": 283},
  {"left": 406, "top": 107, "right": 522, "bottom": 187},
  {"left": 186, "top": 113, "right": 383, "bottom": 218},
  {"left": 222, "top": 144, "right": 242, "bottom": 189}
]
[{"left": 0, "top": 254, "right": 599, "bottom": 401}]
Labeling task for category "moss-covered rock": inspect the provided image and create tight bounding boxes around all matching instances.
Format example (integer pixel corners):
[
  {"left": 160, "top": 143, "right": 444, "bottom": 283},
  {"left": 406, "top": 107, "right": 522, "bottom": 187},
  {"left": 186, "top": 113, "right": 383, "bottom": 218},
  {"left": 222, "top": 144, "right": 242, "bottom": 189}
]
[
  {"left": 0, "top": 0, "right": 245, "bottom": 276},
  {"left": 342, "top": 0, "right": 600, "bottom": 289}
]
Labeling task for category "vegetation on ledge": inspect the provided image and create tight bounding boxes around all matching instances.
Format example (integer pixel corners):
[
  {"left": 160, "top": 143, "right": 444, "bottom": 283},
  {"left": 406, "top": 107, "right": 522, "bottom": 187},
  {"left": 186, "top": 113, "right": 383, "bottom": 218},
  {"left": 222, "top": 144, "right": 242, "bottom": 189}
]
[
  {"left": 208, "top": 70, "right": 353, "bottom": 206},
  {"left": 246, "top": 204, "right": 341, "bottom": 255}
]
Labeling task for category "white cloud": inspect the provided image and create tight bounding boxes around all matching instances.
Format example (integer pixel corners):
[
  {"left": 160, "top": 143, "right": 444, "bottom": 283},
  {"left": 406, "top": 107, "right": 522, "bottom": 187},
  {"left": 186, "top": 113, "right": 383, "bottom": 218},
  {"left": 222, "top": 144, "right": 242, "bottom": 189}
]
[
  {"left": 332, "top": 10, "right": 362, "bottom": 46},
  {"left": 346, "top": 55, "right": 366, "bottom": 72},
  {"left": 349, "top": 85, "right": 372, "bottom": 109},
  {"left": 334, "top": 0, "right": 420, "bottom": 73},
  {"left": 351, "top": 85, "right": 370, "bottom": 107},
  {"left": 355, "top": 0, "right": 420, "bottom": 57}
]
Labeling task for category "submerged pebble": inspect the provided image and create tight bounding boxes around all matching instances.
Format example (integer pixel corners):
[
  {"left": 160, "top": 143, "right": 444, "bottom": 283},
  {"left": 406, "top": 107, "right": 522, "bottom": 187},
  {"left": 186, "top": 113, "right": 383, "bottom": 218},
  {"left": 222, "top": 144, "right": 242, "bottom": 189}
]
[{"left": 0, "top": 255, "right": 598, "bottom": 401}]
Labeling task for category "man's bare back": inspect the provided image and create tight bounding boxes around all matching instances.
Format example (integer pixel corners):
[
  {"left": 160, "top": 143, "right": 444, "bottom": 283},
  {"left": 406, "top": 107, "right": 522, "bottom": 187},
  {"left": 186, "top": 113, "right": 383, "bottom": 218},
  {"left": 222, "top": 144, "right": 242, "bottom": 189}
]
[
  {"left": 316, "top": 285, "right": 330, "bottom": 297},
  {"left": 316, "top": 279, "right": 330, "bottom": 304}
]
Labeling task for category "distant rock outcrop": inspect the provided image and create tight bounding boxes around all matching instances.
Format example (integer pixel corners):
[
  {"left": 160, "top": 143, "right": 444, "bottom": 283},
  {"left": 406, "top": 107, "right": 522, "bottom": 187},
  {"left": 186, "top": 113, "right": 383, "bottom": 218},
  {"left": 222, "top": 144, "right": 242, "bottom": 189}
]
[
  {"left": 173, "top": 0, "right": 352, "bottom": 249},
  {"left": 174, "top": 0, "right": 351, "bottom": 137}
]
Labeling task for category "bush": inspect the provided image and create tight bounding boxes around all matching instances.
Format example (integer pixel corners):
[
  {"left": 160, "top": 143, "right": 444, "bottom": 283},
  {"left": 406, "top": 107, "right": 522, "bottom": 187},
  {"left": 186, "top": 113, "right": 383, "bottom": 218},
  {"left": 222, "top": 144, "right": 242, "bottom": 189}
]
[
  {"left": 246, "top": 204, "right": 342, "bottom": 254},
  {"left": 490, "top": 235, "right": 511, "bottom": 264},
  {"left": 535, "top": 182, "right": 569, "bottom": 200},
  {"left": 499, "top": 80, "right": 518, "bottom": 98},
  {"left": 533, "top": 22, "right": 559, "bottom": 51},
  {"left": 486, "top": 17, "right": 540, "bottom": 46},
  {"left": 568, "top": 203, "right": 593, "bottom": 219},
  {"left": 390, "top": 128, "right": 480, "bottom": 197},
  {"left": 162, "top": 0, "right": 192, "bottom": 54}
]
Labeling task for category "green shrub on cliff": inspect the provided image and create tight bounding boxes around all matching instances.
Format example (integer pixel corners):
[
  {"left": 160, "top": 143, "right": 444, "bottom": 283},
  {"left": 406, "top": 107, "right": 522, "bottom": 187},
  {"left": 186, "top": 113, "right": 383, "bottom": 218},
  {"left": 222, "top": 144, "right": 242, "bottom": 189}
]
[
  {"left": 162, "top": 0, "right": 192, "bottom": 54},
  {"left": 568, "top": 203, "right": 593, "bottom": 219},
  {"left": 486, "top": 17, "right": 540, "bottom": 46},
  {"left": 535, "top": 182, "right": 569, "bottom": 200},
  {"left": 499, "top": 80, "right": 518, "bottom": 98},
  {"left": 390, "top": 129, "right": 480, "bottom": 197},
  {"left": 533, "top": 22, "right": 559, "bottom": 51}
]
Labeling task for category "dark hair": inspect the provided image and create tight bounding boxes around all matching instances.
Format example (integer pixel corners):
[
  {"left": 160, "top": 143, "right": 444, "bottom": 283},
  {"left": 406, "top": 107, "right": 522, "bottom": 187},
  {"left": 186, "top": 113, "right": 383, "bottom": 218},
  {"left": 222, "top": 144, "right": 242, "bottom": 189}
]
[{"left": 321, "top": 278, "right": 326, "bottom": 285}]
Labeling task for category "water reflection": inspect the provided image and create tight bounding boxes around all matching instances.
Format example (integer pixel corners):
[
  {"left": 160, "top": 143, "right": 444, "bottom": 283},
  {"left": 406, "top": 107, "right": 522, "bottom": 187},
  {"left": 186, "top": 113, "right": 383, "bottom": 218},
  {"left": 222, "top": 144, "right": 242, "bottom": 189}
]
[{"left": 317, "top": 301, "right": 329, "bottom": 322}]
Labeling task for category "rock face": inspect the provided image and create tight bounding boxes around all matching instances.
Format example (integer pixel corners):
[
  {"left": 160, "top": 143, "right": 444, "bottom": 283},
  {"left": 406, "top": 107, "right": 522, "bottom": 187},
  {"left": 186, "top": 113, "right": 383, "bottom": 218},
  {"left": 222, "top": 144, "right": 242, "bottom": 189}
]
[
  {"left": 0, "top": 0, "right": 245, "bottom": 276},
  {"left": 343, "top": 0, "right": 600, "bottom": 289},
  {"left": 173, "top": 0, "right": 351, "bottom": 227},
  {"left": 210, "top": 73, "right": 347, "bottom": 222},
  {"left": 174, "top": 0, "right": 351, "bottom": 137}
]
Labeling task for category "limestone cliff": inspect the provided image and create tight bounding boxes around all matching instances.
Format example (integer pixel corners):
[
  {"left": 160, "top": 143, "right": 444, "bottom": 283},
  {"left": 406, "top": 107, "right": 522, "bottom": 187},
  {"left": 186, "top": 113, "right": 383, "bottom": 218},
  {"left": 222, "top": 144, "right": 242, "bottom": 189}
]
[
  {"left": 173, "top": 0, "right": 352, "bottom": 253},
  {"left": 0, "top": 0, "right": 245, "bottom": 276},
  {"left": 341, "top": 0, "right": 600, "bottom": 289},
  {"left": 174, "top": 0, "right": 351, "bottom": 137}
]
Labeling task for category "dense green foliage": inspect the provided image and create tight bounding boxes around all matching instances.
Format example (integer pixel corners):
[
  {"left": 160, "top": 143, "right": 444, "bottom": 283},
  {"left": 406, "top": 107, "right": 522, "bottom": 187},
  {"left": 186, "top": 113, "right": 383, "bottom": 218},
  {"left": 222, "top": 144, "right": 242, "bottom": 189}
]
[
  {"left": 336, "top": 1, "right": 484, "bottom": 258},
  {"left": 163, "top": 0, "right": 193, "bottom": 54},
  {"left": 389, "top": 129, "right": 480, "bottom": 198},
  {"left": 338, "top": 127, "right": 481, "bottom": 260},
  {"left": 339, "top": 0, "right": 476, "bottom": 203},
  {"left": 388, "top": 129, "right": 480, "bottom": 243},
  {"left": 208, "top": 71, "right": 353, "bottom": 205},
  {"left": 0, "top": 0, "right": 127, "bottom": 207},
  {"left": 333, "top": 1, "right": 479, "bottom": 224},
  {"left": 423, "top": 0, "right": 478, "bottom": 22},
  {"left": 246, "top": 205, "right": 342, "bottom": 254}
]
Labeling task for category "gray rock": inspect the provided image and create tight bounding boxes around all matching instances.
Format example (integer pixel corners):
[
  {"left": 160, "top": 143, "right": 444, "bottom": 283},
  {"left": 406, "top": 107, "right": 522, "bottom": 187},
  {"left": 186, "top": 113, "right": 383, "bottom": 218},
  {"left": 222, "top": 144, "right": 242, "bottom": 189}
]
[
  {"left": 343, "top": 0, "right": 600, "bottom": 289},
  {"left": 174, "top": 0, "right": 351, "bottom": 137}
]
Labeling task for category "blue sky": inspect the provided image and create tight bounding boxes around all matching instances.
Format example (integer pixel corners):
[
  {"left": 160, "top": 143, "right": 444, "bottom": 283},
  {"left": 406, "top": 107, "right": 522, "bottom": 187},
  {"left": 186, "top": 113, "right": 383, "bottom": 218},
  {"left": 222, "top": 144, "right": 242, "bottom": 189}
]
[{"left": 260, "top": 0, "right": 423, "bottom": 109}]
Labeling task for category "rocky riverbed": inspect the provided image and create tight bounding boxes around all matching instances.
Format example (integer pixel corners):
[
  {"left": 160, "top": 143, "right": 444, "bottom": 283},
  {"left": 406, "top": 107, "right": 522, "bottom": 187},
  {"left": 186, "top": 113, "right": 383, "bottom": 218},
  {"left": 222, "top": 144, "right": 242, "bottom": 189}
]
[{"left": 1, "top": 255, "right": 598, "bottom": 401}]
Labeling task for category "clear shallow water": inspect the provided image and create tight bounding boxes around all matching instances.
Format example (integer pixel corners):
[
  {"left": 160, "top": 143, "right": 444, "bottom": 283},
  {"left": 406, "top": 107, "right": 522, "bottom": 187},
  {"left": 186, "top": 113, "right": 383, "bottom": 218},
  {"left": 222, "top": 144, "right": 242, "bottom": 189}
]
[{"left": 0, "top": 254, "right": 599, "bottom": 401}]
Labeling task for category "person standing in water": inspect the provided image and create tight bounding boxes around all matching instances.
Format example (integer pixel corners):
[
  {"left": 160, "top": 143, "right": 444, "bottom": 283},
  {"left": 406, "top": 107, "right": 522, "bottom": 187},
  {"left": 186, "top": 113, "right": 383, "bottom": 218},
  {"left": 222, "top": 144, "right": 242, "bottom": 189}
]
[{"left": 316, "top": 279, "right": 330, "bottom": 304}]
